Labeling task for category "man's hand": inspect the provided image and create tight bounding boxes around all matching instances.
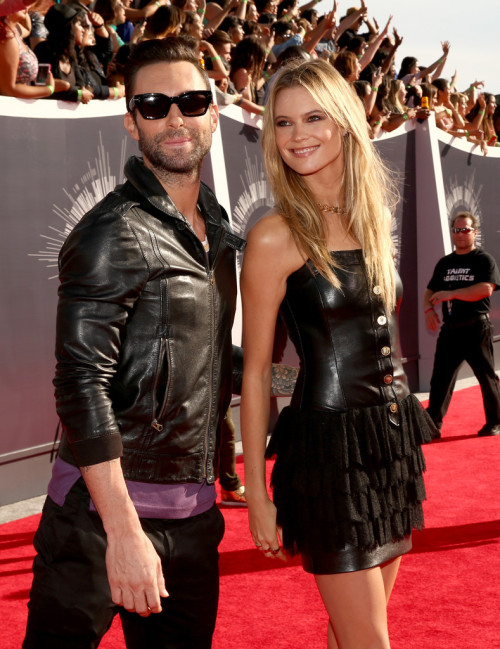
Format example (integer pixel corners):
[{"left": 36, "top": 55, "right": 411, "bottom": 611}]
[
  {"left": 80, "top": 459, "right": 168, "bottom": 618},
  {"left": 429, "top": 290, "right": 452, "bottom": 305},
  {"left": 106, "top": 527, "right": 168, "bottom": 617}
]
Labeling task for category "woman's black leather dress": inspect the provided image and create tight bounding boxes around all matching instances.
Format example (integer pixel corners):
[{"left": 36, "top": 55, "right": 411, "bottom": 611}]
[{"left": 266, "top": 250, "right": 436, "bottom": 574}]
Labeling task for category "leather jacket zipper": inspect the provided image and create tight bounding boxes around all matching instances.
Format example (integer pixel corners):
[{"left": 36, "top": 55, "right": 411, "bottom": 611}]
[
  {"left": 151, "top": 277, "right": 171, "bottom": 432},
  {"left": 202, "top": 227, "right": 224, "bottom": 477},
  {"left": 203, "top": 269, "right": 216, "bottom": 476}
]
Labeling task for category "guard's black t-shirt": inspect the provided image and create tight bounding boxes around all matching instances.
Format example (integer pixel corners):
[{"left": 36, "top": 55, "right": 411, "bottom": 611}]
[{"left": 427, "top": 248, "right": 500, "bottom": 323}]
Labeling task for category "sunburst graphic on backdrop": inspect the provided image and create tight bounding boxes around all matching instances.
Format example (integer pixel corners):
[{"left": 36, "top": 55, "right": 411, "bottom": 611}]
[
  {"left": 445, "top": 172, "right": 483, "bottom": 246},
  {"left": 230, "top": 148, "right": 274, "bottom": 271},
  {"left": 28, "top": 132, "right": 128, "bottom": 279},
  {"left": 391, "top": 215, "right": 402, "bottom": 269}
]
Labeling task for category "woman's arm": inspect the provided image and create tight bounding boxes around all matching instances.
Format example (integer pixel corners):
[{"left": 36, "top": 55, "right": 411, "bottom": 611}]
[
  {"left": 204, "top": 0, "right": 239, "bottom": 33},
  {"left": 240, "top": 213, "right": 303, "bottom": 558},
  {"left": 418, "top": 40, "right": 449, "bottom": 82},
  {"left": 380, "top": 27, "right": 402, "bottom": 75},
  {"left": 0, "top": 36, "right": 69, "bottom": 98},
  {"left": 359, "top": 14, "right": 392, "bottom": 71},
  {"left": 231, "top": 67, "right": 252, "bottom": 101},
  {"left": 200, "top": 40, "right": 229, "bottom": 80}
]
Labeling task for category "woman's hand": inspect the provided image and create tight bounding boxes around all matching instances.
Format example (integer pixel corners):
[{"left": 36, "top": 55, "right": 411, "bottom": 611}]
[
  {"left": 248, "top": 494, "right": 286, "bottom": 561},
  {"left": 80, "top": 87, "right": 94, "bottom": 104}
]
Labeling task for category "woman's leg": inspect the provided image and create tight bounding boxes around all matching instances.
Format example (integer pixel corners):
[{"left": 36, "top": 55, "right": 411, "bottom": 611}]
[{"left": 315, "top": 557, "right": 401, "bottom": 649}]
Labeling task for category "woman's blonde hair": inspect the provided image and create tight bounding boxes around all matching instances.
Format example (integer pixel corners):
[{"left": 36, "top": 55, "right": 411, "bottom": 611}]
[{"left": 262, "top": 59, "right": 398, "bottom": 311}]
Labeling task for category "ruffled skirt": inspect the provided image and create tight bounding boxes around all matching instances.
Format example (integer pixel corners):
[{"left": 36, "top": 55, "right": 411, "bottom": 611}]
[{"left": 265, "top": 394, "right": 435, "bottom": 573}]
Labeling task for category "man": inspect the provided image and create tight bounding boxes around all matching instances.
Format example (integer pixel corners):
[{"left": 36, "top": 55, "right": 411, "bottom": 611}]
[
  {"left": 23, "top": 38, "right": 246, "bottom": 649},
  {"left": 424, "top": 211, "right": 500, "bottom": 437}
]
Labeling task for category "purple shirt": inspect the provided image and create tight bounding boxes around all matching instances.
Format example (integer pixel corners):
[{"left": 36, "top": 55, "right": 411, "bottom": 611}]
[{"left": 48, "top": 457, "right": 216, "bottom": 519}]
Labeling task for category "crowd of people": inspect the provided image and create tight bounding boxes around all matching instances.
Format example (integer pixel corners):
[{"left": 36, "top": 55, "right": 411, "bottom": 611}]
[{"left": 1, "top": 0, "right": 499, "bottom": 147}]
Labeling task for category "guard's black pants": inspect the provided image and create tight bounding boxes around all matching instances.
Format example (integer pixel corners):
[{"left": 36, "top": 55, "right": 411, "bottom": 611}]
[
  {"left": 427, "top": 316, "right": 500, "bottom": 427},
  {"left": 23, "top": 479, "right": 225, "bottom": 649}
]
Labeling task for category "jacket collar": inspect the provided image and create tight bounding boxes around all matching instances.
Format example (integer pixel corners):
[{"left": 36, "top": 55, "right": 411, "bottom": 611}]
[{"left": 124, "top": 155, "right": 223, "bottom": 227}]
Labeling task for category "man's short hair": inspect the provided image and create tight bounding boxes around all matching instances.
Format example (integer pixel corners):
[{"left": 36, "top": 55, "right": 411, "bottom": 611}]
[
  {"left": 124, "top": 37, "right": 210, "bottom": 108},
  {"left": 452, "top": 211, "right": 479, "bottom": 229}
]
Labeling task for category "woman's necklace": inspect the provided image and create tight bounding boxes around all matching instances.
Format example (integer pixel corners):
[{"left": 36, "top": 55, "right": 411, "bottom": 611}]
[{"left": 317, "top": 203, "right": 349, "bottom": 215}]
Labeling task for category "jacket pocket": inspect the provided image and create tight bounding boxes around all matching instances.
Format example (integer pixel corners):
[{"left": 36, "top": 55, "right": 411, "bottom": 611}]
[{"left": 151, "top": 330, "right": 171, "bottom": 432}]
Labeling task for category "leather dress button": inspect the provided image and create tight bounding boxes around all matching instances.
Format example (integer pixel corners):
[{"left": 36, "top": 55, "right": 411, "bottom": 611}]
[
  {"left": 389, "top": 403, "right": 398, "bottom": 413},
  {"left": 377, "top": 315, "right": 387, "bottom": 325},
  {"left": 373, "top": 285, "right": 382, "bottom": 295},
  {"left": 384, "top": 374, "right": 393, "bottom": 384},
  {"left": 381, "top": 346, "right": 391, "bottom": 356}
]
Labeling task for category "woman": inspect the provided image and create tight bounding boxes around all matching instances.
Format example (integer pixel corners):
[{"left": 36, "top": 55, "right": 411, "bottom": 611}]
[
  {"left": 369, "top": 73, "right": 418, "bottom": 134},
  {"left": 387, "top": 78, "right": 407, "bottom": 114},
  {"left": 230, "top": 34, "right": 267, "bottom": 104},
  {"left": 331, "top": 50, "right": 361, "bottom": 84},
  {"left": 93, "top": 0, "right": 127, "bottom": 53},
  {"left": 0, "top": 8, "right": 69, "bottom": 98},
  {"left": 432, "top": 77, "right": 465, "bottom": 133},
  {"left": 140, "top": 4, "right": 183, "bottom": 41},
  {"left": 180, "top": 11, "right": 229, "bottom": 81},
  {"left": 240, "top": 59, "right": 435, "bottom": 649},
  {"left": 34, "top": 4, "right": 94, "bottom": 103},
  {"left": 397, "top": 41, "right": 450, "bottom": 87},
  {"left": 79, "top": 15, "right": 124, "bottom": 100}
]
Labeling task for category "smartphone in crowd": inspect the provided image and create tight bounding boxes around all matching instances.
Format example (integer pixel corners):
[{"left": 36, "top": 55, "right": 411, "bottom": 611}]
[{"left": 35, "top": 63, "right": 51, "bottom": 86}]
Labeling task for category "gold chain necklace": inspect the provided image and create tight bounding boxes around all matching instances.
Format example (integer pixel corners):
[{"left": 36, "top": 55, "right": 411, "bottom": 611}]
[{"left": 317, "top": 203, "right": 349, "bottom": 215}]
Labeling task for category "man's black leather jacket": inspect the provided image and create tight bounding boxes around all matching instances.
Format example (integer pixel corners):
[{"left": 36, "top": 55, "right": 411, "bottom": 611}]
[{"left": 54, "top": 156, "right": 245, "bottom": 484}]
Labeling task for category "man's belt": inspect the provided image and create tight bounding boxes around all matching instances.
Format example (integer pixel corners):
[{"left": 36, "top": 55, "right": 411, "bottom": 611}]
[{"left": 444, "top": 313, "right": 490, "bottom": 330}]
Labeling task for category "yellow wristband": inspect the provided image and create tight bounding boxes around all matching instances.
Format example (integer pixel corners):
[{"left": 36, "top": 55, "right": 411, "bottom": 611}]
[{"left": 46, "top": 84, "right": 54, "bottom": 95}]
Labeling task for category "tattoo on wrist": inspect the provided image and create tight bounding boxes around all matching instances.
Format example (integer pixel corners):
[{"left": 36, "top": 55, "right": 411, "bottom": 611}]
[{"left": 271, "top": 363, "right": 298, "bottom": 396}]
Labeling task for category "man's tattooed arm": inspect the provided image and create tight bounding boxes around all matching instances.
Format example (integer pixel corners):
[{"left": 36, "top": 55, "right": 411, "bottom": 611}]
[{"left": 270, "top": 363, "right": 298, "bottom": 396}]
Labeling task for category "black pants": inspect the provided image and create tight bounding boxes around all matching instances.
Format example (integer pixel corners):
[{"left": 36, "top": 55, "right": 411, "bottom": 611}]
[
  {"left": 218, "top": 407, "right": 241, "bottom": 492},
  {"left": 23, "top": 479, "right": 225, "bottom": 649},
  {"left": 427, "top": 317, "right": 500, "bottom": 427}
]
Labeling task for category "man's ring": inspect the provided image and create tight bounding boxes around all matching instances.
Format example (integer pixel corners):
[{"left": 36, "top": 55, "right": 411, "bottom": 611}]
[
  {"left": 255, "top": 543, "right": 262, "bottom": 548},
  {"left": 271, "top": 547, "right": 280, "bottom": 555}
]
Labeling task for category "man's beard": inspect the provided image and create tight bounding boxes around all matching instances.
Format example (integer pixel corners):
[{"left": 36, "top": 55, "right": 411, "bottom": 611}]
[{"left": 137, "top": 125, "right": 212, "bottom": 180}]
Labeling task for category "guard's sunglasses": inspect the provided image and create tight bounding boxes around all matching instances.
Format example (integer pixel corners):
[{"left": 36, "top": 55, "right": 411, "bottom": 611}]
[
  {"left": 128, "top": 91, "right": 213, "bottom": 120},
  {"left": 451, "top": 227, "right": 475, "bottom": 234}
]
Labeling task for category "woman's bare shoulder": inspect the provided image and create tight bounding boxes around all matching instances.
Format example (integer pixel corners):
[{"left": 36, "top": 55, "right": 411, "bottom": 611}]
[
  {"left": 247, "top": 209, "right": 293, "bottom": 251},
  {"left": 245, "top": 209, "right": 306, "bottom": 272}
]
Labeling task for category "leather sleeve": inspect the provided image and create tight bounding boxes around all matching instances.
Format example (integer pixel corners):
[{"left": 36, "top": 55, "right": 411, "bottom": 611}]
[{"left": 54, "top": 200, "right": 148, "bottom": 467}]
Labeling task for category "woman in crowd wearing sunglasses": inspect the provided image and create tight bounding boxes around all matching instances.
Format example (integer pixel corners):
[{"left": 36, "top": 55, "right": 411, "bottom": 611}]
[
  {"left": 240, "top": 59, "right": 436, "bottom": 649},
  {"left": 34, "top": 4, "right": 94, "bottom": 103}
]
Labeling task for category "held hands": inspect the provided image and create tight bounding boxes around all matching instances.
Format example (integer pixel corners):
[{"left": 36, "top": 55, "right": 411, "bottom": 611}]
[{"left": 106, "top": 527, "right": 168, "bottom": 617}]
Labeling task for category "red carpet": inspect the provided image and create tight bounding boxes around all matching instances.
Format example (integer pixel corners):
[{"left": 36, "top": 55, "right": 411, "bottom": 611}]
[{"left": 2, "top": 384, "right": 499, "bottom": 649}]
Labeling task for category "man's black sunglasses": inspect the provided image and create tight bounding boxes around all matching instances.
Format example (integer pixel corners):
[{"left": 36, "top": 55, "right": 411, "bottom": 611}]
[{"left": 128, "top": 91, "right": 213, "bottom": 120}]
